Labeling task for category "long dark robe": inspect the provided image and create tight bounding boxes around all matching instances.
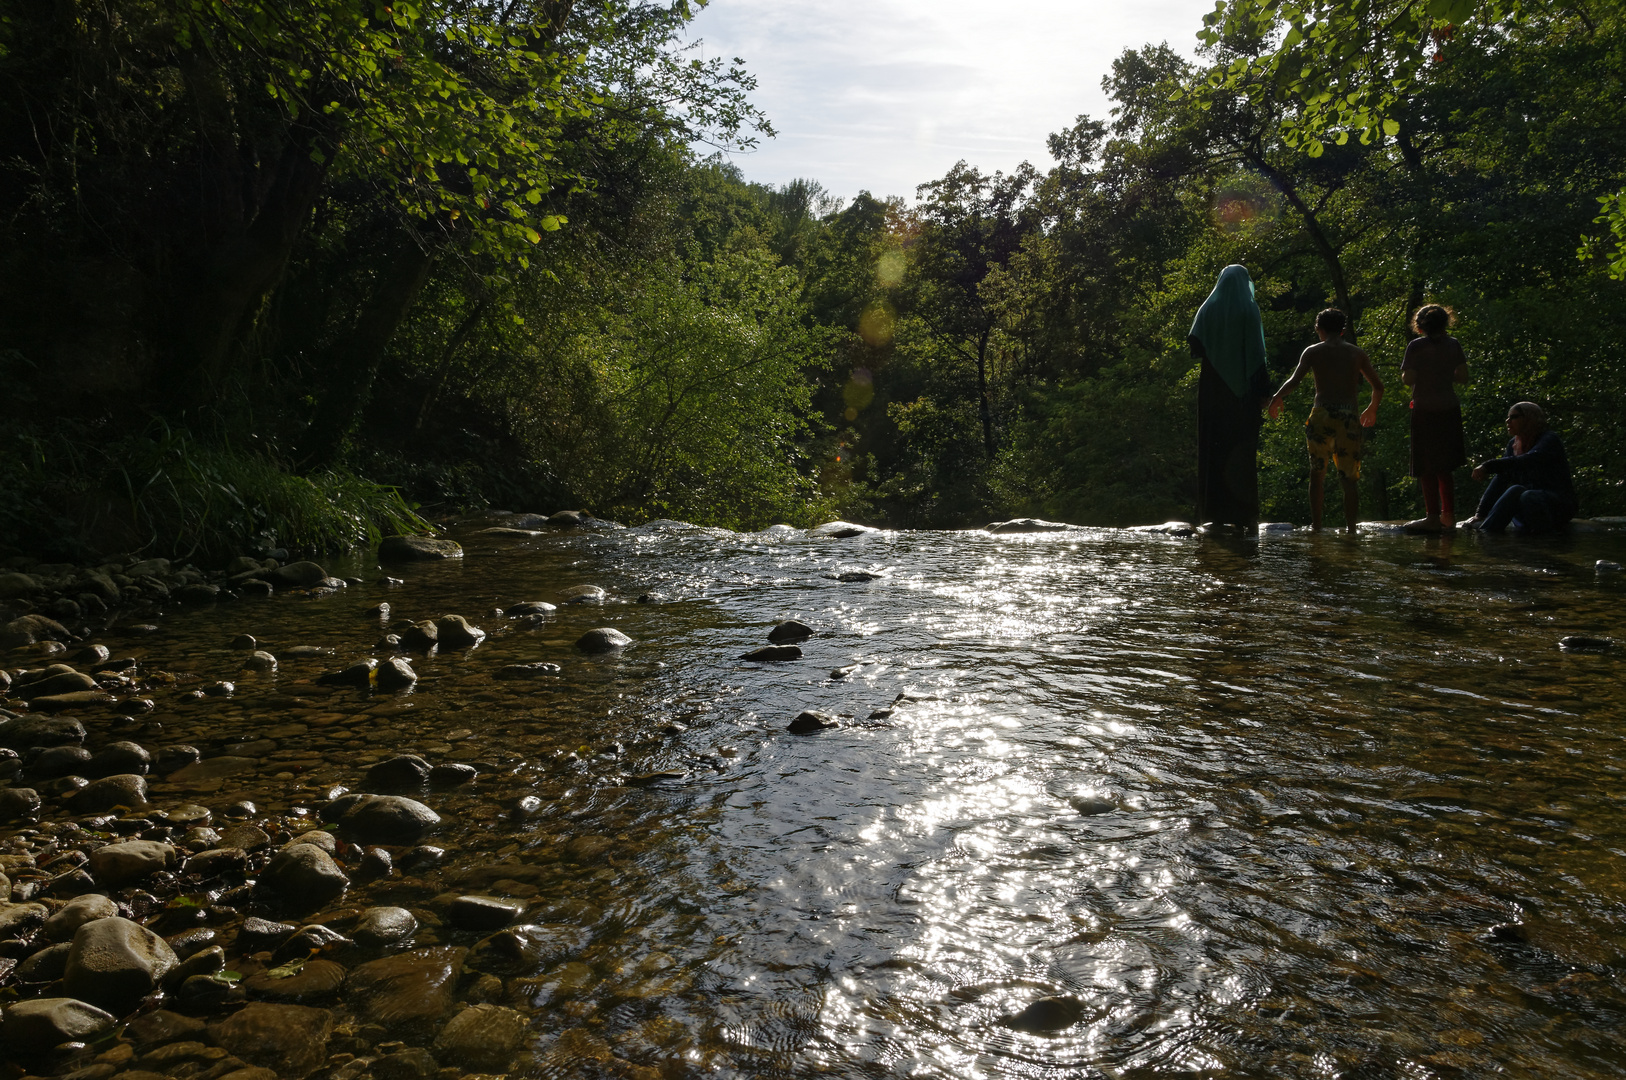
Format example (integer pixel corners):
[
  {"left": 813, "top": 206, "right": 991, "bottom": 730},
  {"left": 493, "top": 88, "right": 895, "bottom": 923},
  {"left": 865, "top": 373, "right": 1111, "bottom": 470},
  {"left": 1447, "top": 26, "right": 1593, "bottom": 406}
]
[{"left": 1192, "top": 337, "right": 1269, "bottom": 528}]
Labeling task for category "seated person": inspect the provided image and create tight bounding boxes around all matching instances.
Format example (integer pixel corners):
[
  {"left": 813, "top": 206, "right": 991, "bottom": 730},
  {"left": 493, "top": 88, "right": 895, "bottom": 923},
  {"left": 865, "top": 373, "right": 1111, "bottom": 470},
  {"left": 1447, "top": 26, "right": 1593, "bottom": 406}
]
[{"left": 1463, "top": 401, "right": 1577, "bottom": 533}]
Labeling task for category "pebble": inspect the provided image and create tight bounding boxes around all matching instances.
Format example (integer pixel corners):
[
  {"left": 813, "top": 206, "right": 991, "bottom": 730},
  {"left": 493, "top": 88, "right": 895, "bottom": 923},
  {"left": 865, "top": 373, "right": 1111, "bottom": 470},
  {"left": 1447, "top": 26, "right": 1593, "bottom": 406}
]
[
  {"left": 504, "top": 601, "right": 557, "bottom": 616},
  {"left": 428, "top": 762, "right": 477, "bottom": 786},
  {"left": 85, "top": 840, "right": 177, "bottom": 885},
  {"left": 558, "top": 585, "right": 606, "bottom": 604},
  {"left": 237, "top": 918, "right": 299, "bottom": 953},
  {"left": 242, "top": 650, "right": 278, "bottom": 672},
  {"left": 367, "top": 754, "right": 431, "bottom": 790},
  {"left": 495, "top": 662, "right": 562, "bottom": 679},
  {"left": 43, "top": 895, "right": 120, "bottom": 941},
  {"left": 768, "top": 619, "right": 813, "bottom": 643},
  {"left": 1, "top": 997, "right": 117, "bottom": 1054},
  {"left": 230, "top": 634, "right": 257, "bottom": 649},
  {"left": 435, "top": 614, "right": 486, "bottom": 648},
  {"left": 243, "top": 957, "right": 348, "bottom": 1003},
  {"left": 272, "top": 924, "right": 352, "bottom": 964},
  {"left": 328, "top": 794, "right": 441, "bottom": 844},
  {"left": 73, "top": 772, "right": 148, "bottom": 811}
]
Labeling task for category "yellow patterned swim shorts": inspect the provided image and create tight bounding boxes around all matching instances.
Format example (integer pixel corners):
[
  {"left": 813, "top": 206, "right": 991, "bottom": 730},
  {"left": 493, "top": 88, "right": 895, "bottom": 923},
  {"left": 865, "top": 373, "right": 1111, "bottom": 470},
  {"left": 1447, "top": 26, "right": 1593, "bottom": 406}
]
[{"left": 1305, "top": 406, "right": 1365, "bottom": 480}]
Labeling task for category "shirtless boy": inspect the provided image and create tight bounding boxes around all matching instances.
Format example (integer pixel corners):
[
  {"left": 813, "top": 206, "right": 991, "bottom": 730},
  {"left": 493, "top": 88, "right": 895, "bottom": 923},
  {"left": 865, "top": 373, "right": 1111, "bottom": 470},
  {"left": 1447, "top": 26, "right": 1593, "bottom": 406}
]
[{"left": 1268, "top": 308, "right": 1384, "bottom": 532}]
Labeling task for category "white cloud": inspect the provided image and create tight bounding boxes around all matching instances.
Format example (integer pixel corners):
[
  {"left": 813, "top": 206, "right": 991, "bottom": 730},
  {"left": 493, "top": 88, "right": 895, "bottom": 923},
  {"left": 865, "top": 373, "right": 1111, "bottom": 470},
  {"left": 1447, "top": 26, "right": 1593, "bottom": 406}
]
[{"left": 687, "top": 0, "right": 1216, "bottom": 202}]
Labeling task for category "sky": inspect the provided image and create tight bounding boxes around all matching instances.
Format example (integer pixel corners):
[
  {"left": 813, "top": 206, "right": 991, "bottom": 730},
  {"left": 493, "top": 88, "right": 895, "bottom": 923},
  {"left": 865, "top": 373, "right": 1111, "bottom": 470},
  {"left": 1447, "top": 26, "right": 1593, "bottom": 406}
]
[{"left": 685, "top": 0, "right": 1218, "bottom": 204}]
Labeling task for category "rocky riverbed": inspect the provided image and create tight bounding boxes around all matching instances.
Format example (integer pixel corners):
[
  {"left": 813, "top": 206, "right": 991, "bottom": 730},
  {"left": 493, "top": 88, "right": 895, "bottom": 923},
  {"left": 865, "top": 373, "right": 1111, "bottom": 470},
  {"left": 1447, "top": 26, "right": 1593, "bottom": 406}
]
[{"left": 2, "top": 514, "right": 1626, "bottom": 1078}]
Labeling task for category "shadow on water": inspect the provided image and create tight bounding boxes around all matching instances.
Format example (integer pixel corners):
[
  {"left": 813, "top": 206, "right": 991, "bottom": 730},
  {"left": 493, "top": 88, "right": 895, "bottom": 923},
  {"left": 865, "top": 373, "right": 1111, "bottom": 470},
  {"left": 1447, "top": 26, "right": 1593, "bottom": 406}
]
[{"left": 7, "top": 520, "right": 1626, "bottom": 1077}]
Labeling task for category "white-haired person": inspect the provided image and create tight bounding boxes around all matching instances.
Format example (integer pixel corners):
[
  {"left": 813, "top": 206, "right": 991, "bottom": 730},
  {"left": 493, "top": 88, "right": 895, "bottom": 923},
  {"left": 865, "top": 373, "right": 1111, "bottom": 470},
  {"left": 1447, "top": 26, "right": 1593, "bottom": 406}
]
[{"left": 1462, "top": 401, "right": 1577, "bottom": 533}]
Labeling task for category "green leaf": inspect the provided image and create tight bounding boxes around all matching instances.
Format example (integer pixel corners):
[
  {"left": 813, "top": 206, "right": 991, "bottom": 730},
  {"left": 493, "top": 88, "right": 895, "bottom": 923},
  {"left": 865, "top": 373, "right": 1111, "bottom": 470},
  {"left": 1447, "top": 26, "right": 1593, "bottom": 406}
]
[{"left": 1382, "top": 118, "right": 1401, "bottom": 137}]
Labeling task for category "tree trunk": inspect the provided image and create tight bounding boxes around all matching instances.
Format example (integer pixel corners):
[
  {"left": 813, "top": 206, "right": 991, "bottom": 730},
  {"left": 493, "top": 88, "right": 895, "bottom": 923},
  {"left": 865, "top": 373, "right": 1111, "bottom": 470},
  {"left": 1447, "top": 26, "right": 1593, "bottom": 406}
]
[
  {"left": 296, "top": 231, "right": 439, "bottom": 468},
  {"left": 1244, "top": 150, "right": 1356, "bottom": 336},
  {"left": 976, "top": 325, "right": 994, "bottom": 459}
]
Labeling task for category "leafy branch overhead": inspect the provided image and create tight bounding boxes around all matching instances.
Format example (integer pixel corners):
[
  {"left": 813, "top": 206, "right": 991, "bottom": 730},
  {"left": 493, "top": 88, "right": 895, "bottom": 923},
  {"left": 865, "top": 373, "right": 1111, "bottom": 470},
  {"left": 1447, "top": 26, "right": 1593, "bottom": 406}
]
[
  {"left": 169, "top": 0, "right": 767, "bottom": 261},
  {"left": 1191, "top": 0, "right": 1626, "bottom": 275}
]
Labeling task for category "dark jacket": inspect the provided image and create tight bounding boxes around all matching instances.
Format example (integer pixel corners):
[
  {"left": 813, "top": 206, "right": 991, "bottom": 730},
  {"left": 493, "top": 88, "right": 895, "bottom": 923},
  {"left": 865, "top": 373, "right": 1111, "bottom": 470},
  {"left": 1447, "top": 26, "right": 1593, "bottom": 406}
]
[{"left": 1482, "top": 429, "right": 1577, "bottom": 518}]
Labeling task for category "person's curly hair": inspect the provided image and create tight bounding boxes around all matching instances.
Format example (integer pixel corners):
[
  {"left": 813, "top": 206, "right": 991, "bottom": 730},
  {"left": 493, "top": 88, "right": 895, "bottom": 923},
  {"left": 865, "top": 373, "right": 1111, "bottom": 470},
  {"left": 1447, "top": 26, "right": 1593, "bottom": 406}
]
[{"left": 1411, "top": 303, "right": 1455, "bottom": 336}]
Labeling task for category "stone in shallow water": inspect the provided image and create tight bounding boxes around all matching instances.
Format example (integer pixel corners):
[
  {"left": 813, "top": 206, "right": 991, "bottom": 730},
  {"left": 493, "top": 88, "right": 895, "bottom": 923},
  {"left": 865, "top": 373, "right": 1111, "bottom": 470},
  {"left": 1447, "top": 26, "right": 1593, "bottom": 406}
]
[
  {"left": 353, "top": 906, "right": 418, "bottom": 949},
  {"left": 1, "top": 997, "right": 116, "bottom": 1054},
  {"left": 169, "top": 756, "right": 258, "bottom": 783},
  {"left": 576, "top": 627, "right": 632, "bottom": 654},
  {"left": 428, "top": 762, "right": 477, "bottom": 786},
  {"left": 558, "top": 584, "right": 606, "bottom": 604},
  {"left": 985, "top": 517, "right": 1074, "bottom": 533},
  {"left": 74, "top": 772, "right": 148, "bottom": 810},
  {"left": 272, "top": 924, "right": 352, "bottom": 965},
  {"left": 504, "top": 600, "right": 557, "bottom": 617},
  {"left": 467, "top": 924, "right": 591, "bottom": 976},
  {"left": 367, "top": 754, "right": 431, "bottom": 790},
  {"left": 740, "top": 644, "right": 801, "bottom": 661},
  {"left": 317, "top": 659, "right": 376, "bottom": 686},
  {"left": 209, "top": 1002, "right": 334, "bottom": 1078},
  {"left": 237, "top": 918, "right": 299, "bottom": 953},
  {"left": 1003, "top": 995, "right": 1086, "bottom": 1032},
  {"left": 243, "top": 958, "right": 348, "bottom": 1003},
  {"left": 346, "top": 946, "right": 467, "bottom": 1028},
  {"left": 16, "top": 941, "right": 71, "bottom": 982},
  {"left": 261, "top": 843, "right": 350, "bottom": 912},
  {"left": 1068, "top": 794, "right": 1117, "bottom": 816},
  {"left": 447, "top": 895, "right": 523, "bottom": 931},
  {"left": 125, "top": 1009, "right": 206, "bottom": 1046},
  {"left": 435, "top": 614, "right": 485, "bottom": 648},
  {"left": 378, "top": 535, "right": 462, "bottom": 561},
  {"left": 329, "top": 794, "right": 440, "bottom": 844},
  {"left": 62, "top": 916, "right": 179, "bottom": 1014},
  {"left": 433, "top": 1004, "right": 529, "bottom": 1071},
  {"left": 495, "top": 661, "right": 561, "bottom": 679},
  {"left": 0, "top": 901, "right": 49, "bottom": 938},
  {"left": 768, "top": 619, "right": 813, "bottom": 643},
  {"left": 85, "top": 839, "right": 177, "bottom": 885},
  {"left": 375, "top": 656, "right": 418, "bottom": 691},
  {"left": 28, "top": 690, "right": 117, "bottom": 712},
  {"left": 787, "top": 710, "right": 838, "bottom": 735},
  {"left": 0, "top": 714, "right": 85, "bottom": 750}
]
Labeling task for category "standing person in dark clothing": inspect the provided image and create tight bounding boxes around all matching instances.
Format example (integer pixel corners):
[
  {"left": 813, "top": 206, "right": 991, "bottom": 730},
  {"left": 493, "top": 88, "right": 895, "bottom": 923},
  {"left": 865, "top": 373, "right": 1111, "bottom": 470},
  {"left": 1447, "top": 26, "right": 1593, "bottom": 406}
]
[
  {"left": 1400, "top": 304, "right": 1468, "bottom": 533},
  {"left": 1189, "top": 265, "right": 1272, "bottom": 533},
  {"left": 1462, "top": 401, "right": 1577, "bottom": 533}
]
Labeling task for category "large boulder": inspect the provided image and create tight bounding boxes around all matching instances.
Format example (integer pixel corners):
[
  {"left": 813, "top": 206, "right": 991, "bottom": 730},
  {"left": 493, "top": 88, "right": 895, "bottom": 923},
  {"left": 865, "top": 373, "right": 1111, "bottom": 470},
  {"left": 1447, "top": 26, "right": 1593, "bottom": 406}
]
[
  {"left": 346, "top": 947, "right": 466, "bottom": 1028},
  {"left": 1, "top": 997, "right": 116, "bottom": 1054},
  {"left": 261, "top": 844, "right": 349, "bottom": 912},
  {"left": 61, "top": 916, "right": 179, "bottom": 1014},
  {"left": 209, "top": 1002, "right": 334, "bottom": 1078},
  {"left": 86, "top": 840, "right": 178, "bottom": 886},
  {"left": 378, "top": 536, "right": 463, "bottom": 561}
]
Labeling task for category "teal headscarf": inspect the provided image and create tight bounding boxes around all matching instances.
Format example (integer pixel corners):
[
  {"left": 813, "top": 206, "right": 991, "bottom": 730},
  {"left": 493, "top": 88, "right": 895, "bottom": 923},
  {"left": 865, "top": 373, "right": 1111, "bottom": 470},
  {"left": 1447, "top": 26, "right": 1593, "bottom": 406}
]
[{"left": 1189, "top": 264, "right": 1268, "bottom": 399}]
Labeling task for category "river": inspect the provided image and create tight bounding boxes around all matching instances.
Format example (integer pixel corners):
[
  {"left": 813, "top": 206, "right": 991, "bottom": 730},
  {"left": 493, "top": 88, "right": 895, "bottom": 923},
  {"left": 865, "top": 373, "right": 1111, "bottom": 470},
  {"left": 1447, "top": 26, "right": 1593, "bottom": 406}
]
[{"left": 6, "top": 520, "right": 1626, "bottom": 1078}]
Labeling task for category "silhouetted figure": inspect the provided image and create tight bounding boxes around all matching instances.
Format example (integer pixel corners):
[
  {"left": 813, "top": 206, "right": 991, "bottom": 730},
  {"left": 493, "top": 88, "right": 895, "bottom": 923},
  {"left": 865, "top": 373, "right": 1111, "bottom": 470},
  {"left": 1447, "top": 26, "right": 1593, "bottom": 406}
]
[{"left": 1189, "top": 265, "right": 1272, "bottom": 532}]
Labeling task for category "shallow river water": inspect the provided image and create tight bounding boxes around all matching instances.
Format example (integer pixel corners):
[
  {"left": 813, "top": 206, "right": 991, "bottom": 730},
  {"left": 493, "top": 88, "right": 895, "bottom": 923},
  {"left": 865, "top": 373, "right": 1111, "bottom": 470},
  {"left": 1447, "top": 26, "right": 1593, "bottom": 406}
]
[{"left": 15, "top": 520, "right": 1626, "bottom": 1078}]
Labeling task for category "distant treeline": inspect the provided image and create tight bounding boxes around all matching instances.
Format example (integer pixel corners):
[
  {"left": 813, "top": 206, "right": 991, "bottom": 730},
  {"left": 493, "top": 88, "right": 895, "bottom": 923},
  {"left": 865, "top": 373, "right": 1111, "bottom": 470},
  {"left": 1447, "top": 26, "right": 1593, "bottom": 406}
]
[{"left": 3, "top": 1, "right": 1624, "bottom": 558}]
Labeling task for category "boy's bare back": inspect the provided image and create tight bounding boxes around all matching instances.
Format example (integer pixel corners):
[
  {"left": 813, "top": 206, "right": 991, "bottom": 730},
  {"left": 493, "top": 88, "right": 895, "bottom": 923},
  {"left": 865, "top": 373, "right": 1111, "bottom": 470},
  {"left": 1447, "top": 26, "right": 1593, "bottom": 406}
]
[{"left": 1299, "top": 338, "right": 1379, "bottom": 410}]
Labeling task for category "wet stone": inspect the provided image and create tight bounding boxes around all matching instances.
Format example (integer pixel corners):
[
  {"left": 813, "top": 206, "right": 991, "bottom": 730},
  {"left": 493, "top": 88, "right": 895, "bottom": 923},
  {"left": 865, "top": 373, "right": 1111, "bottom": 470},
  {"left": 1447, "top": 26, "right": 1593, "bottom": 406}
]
[
  {"left": 504, "top": 601, "right": 556, "bottom": 617},
  {"left": 356, "top": 846, "right": 394, "bottom": 880},
  {"left": 125, "top": 1008, "right": 208, "bottom": 1046},
  {"left": 318, "top": 660, "right": 377, "bottom": 687},
  {"left": 242, "top": 651, "right": 278, "bottom": 673},
  {"left": 0, "top": 715, "right": 86, "bottom": 749},
  {"left": 187, "top": 846, "right": 248, "bottom": 877},
  {"left": 1004, "top": 995, "right": 1086, "bottom": 1033},
  {"left": 378, "top": 536, "right": 463, "bottom": 561},
  {"left": 16, "top": 940, "right": 73, "bottom": 982},
  {"left": 558, "top": 585, "right": 606, "bottom": 604},
  {"left": 219, "top": 824, "right": 271, "bottom": 851},
  {"left": 169, "top": 944, "right": 225, "bottom": 983},
  {"left": 73, "top": 773, "right": 148, "bottom": 811},
  {"left": 435, "top": 615, "right": 485, "bottom": 648},
  {"left": 768, "top": 619, "right": 814, "bottom": 643},
  {"left": 741, "top": 644, "right": 802, "bottom": 661},
  {"left": 576, "top": 627, "right": 632, "bottom": 654},
  {"left": 229, "top": 635, "right": 257, "bottom": 650},
  {"left": 433, "top": 1004, "right": 528, "bottom": 1071},
  {"left": 447, "top": 895, "right": 523, "bottom": 931},
  {"left": 373, "top": 1046, "right": 440, "bottom": 1080},
  {"left": 787, "top": 710, "right": 839, "bottom": 734},
  {"left": 0, "top": 786, "right": 41, "bottom": 819},
  {"left": 62, "top": 916, "right": 178, "bottom": 1014},
  {"left": 156, "top": 747, "right": 203, "bottom": 774},
  {"left": 494, "top": 662, "right": 562, "bottom": 679},
  {"left": 264, "top": 561, "right": 330, "bottom": 589},
  {"left": 272, "top": 924, "right": 352, "bottom": 965},
  {"left": 330, "top": 794, "right": 440, "bottom": 845},
  {"left": 428, "top": 762, "right": 477, "bottom": 786},
  {"left": 467, "top": 923, "right": 591, "bottom": 976},
  {"left": 346, "top": 946, "right": 467, "bottom": 1028},
  {"left": 209, "top": 1002, "right": 334, "bottom": 1078},
  {"left": 367, "top": 754, "right": 431, "bottom": 790},
  {"left": 243, "top": 958, "right": 348, "bottom": 1003},
  {"left": 86, "top": 741, "right": 151, "bottom": 777},
  {"left": 238, "top": 918, "right": 299, "bottom": 953},
  {"left": 285, "top": 829, "right": 339, "bottom": 854},
  {"left": 1, "top": 997, "right": 117, "bottom": 1054},
  {"left": 166, "top": 927, "right": 219, "bottom": 959},
  {"left": 29, "top": 744, "right": 92, "bottom": 779},
  {"left": 375, "top": 657, "right": 418, "bottom": 691},
  {"left": 261, "top": 843, "right": 350, "bottom": 912},
  {"left": 353, "top": 906, "right": 418, "bottom": 949},
  {"left": 43, "top": 894, "right": 119, "bottom": 940}
]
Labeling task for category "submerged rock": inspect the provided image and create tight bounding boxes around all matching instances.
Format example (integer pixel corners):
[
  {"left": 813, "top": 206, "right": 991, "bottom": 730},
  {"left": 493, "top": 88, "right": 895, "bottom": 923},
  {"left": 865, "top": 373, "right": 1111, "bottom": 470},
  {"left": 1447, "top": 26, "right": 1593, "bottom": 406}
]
[
  {"left": 85, "top": 839, "right": 177, "bottom": 885},
  {"left": 367, "top": 754, "right": 432, "bottom": 790},
  {"left": 1004, "top": 995, "right": 1086, "bottom": 1033},
  {"left": 330, "top": 794, "right": 441, "bottom": 844},
  {"left": 467, "top": 924, "right": 589, "bottom": 976},
  {"left": 74, "top": 772, "right": 148, "bottom": 810},
  {"left": 353, "top": 906, "right": 418, "bottom": 949},
  {"left": 317, "top": 659, "right": 376, "bottom": 686},
  {"left": 558, "top": 584, "right": 606, "bottom": 604},
  {"left": 504, "top": 601, "right": 557, "bottom": 617},
  {"left": 447, "top": 895, "right": 523, "bottom": 931},
  {"left": 434, "top": 1004, "right": 529, "bottom": 1071},
  {"left": 495, "top": 661, "right": 562, "bottom": 679},
  {"left": 741, "top": 645, "right": 801, "bottom": 661},
  {"left": 1068, "top": 794, "right": 1117, "bottom": 816},
  {"left": 346, "top": 946, "right": 467, "bottom": 1028},
  {"left": 1129, "top": 521, "right": 1196, "bottom": 536},
  {"left": 1560, "top": 635, "right": 1615, "bottom": 651},
  {"left": 209, "top": 1002, "right": 334, "bottom": 1078}
]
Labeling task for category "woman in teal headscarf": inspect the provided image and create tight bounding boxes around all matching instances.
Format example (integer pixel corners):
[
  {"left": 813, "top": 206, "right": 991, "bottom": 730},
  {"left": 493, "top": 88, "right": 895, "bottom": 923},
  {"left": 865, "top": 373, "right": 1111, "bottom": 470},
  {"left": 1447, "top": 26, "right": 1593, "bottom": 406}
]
[{"left": 1188, "top": 265, "right": 1271, "bottom": 530}]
